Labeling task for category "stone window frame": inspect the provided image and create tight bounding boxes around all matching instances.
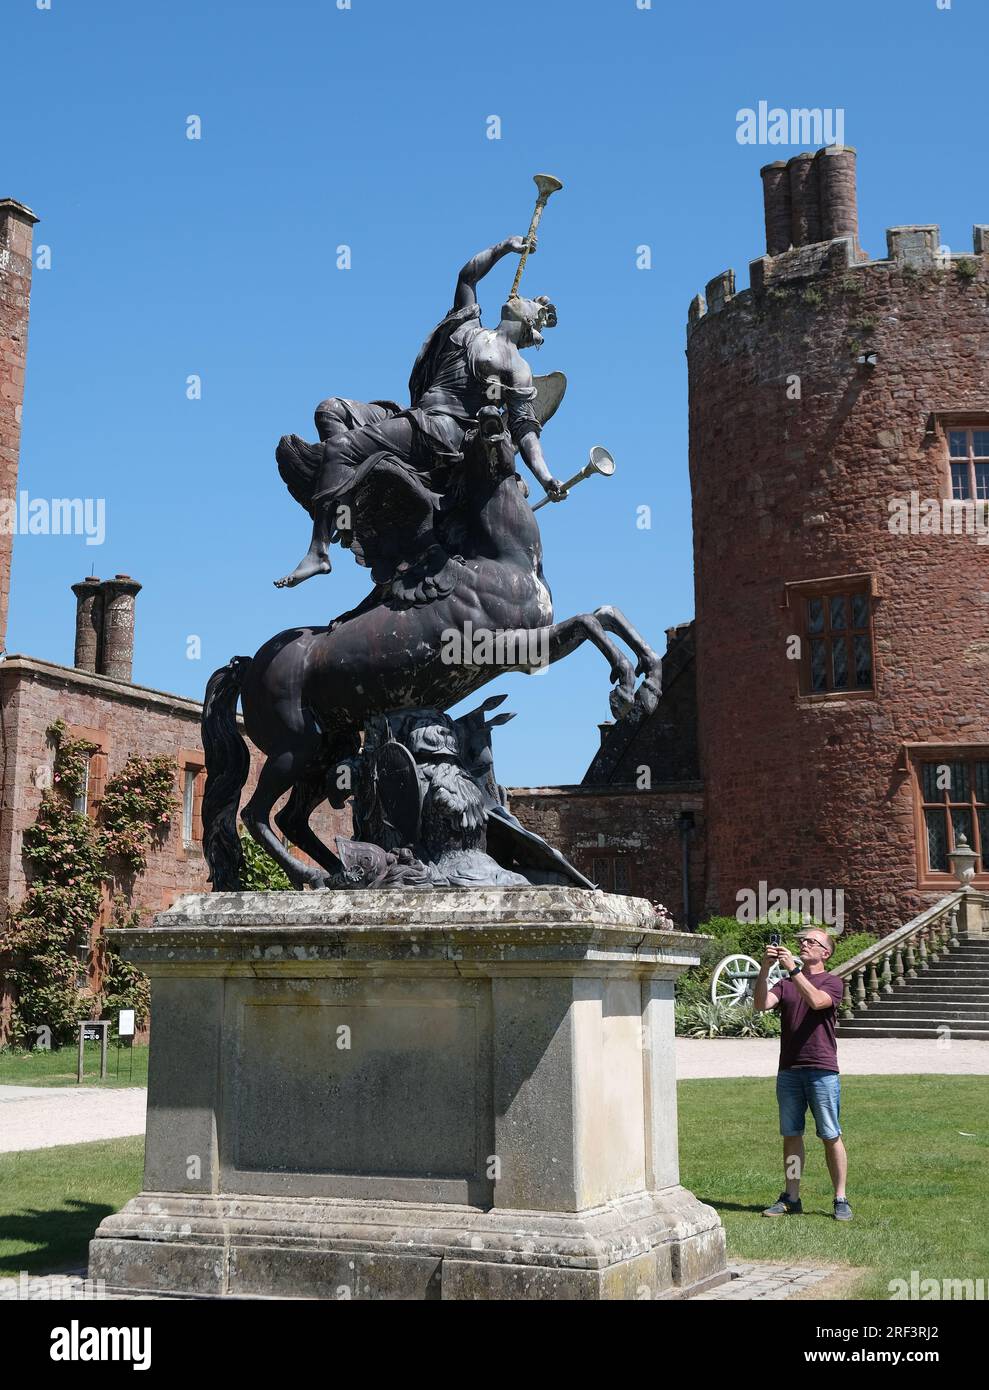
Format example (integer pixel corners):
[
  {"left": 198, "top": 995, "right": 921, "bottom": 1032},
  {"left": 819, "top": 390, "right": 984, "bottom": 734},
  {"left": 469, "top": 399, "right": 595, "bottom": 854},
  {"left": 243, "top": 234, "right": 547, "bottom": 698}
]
[
  {"left": 903, "top": 742, "right": 989, "bottom": 890},
  {"left": 783, "top": 573, "right": 878, "bottom": 702},
  {"left": 177, "top": 748, "right": 206, "bottom": 858},
  {"left": 945, "top": 426, "right": 989, "bottom": 502},
  {"left": 584, "top": 853, "right": 634, "bottom": 895},
  {"left": 64, "top": 725, "right": 109, "bottom": 820},
  {"left": 928, "top": 412, "right": 989, "bottom": 506}
]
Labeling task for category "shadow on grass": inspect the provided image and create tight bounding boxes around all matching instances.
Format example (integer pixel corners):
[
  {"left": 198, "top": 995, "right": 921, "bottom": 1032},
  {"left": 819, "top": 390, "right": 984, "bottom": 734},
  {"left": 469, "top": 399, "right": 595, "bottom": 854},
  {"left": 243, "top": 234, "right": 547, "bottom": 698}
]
[
  {"left": 0, "top": 1199, "right": 114, "bottom": 1275},
  {"left": 701, "top": 1198, "right": 770, "bottom": 1215},
  {"left": 704, "top": 1196, "right": 846, "bottom": 1221}
]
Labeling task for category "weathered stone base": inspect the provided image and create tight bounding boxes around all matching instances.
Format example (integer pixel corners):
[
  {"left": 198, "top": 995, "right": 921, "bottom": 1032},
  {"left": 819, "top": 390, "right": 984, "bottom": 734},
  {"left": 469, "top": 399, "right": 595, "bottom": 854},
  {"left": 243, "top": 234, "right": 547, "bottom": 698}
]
[
  {"left": 90, "top": 1187, "right": 727, "bottom": 1300},
  {"left": 88, "top": 887, "right": 727, "bottom": 1301}
]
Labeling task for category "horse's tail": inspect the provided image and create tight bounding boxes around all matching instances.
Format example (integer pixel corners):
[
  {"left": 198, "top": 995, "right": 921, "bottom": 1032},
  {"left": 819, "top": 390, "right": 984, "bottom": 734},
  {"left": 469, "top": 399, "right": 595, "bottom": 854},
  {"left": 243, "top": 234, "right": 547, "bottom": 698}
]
[{"left": 201, "top": 656, "right": 253, "bottom": 891}]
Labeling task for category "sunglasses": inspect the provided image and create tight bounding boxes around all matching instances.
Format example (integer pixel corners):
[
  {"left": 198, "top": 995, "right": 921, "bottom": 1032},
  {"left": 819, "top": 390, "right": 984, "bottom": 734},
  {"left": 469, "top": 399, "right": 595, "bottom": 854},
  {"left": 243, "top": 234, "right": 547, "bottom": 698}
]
[{"left": 796, "top": 936, "right": 825, "bottom": 947}]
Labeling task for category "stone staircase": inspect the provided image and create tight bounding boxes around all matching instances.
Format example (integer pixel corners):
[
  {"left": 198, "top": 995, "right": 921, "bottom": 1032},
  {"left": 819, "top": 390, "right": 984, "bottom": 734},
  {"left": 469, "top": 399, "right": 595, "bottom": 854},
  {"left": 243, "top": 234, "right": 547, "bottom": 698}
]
[{"left": 838, "top": 908, "right": 989, "bottom": 1040}]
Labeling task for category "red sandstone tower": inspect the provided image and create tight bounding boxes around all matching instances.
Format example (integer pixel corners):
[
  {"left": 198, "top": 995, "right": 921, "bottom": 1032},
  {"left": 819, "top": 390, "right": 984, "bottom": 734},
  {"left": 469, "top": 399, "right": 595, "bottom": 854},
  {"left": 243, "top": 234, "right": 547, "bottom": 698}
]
[
  {"left": 688, "top": 147, "right": 989, "bottom": 934},
  {"left": 0, "top": 198, "right": 39, "bottom": 652}
]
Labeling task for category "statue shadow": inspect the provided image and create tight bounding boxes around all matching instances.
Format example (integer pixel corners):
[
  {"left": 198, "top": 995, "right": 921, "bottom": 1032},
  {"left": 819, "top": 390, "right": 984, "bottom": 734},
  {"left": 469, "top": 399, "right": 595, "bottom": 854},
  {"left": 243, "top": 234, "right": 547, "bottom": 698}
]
[
  {"left": 698, "top": 1198, "right": 773, "bottom": 1215},
  {"left": 0, "top": 1198, "right": 114, "bottom": 1276}
]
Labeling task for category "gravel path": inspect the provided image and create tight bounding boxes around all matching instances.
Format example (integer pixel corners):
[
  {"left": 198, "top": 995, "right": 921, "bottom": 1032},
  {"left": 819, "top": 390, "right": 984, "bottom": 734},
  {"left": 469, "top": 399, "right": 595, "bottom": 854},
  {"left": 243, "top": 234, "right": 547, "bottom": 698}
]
[
  {"left": 0, "top": 1085, "right": 146, "bottom": 1153},
  {"left": 676, "top": 1036, "right": 989, "bottom": 1078}
]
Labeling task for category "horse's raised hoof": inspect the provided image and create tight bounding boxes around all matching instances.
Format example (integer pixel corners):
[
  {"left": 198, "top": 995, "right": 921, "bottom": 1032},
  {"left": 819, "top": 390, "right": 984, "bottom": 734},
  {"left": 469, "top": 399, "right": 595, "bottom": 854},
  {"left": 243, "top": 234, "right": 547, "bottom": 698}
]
[
  {"left": 635, "top": 674, "right": 662, "bottom": 716},
  {"left": 298, "top": 869, "right": 333, "bottom": 890},
  {"left": 609, "top": 685, "right": 635, "bottom": 720}
]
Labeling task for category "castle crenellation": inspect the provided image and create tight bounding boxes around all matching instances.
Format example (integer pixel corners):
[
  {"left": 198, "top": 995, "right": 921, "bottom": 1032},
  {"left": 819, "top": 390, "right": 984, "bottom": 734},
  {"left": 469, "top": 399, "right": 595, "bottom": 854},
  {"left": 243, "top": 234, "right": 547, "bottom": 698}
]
[{"left": 689, "top": 148, "right": 988, "bottom": 340}]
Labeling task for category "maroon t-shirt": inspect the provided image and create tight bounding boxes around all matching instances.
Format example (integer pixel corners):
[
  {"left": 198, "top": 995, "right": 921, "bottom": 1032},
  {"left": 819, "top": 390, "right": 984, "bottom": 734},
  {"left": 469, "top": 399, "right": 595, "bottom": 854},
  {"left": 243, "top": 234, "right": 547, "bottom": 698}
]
[{"left": 774, "top": 970, "right": 845, "bottom": 1072}]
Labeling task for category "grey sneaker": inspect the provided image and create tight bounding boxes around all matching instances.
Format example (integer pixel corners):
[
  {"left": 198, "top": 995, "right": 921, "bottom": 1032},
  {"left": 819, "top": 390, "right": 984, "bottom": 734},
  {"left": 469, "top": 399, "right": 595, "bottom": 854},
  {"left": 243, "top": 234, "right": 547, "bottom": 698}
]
[
  {"left": 833, "top": 1197, "right": 853, "bottom": 1221},
  {"left": 762, "top": 1192, "right": 802, "bottom": 1217}
]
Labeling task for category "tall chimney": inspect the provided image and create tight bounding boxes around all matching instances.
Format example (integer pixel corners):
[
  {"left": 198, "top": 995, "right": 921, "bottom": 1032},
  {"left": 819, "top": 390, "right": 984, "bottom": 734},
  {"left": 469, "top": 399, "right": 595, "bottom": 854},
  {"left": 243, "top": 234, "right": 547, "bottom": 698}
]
[
  {"left": 760, "top": 161, "right": 792, "bottom": 256},
  {"left": 816, "top": 144, "right": 859, "bottom": 245},
  {"left": 788, "top": 152, "right": 821, "bottom": 248},
  {"left": 0, "top": 198, "right": 40, "bottom": 654},
  {"left": 99, "top": 574, "right": 141, "bottom": 682},
  {"left": 71, "top": 577, "right": 103, "bottom": 672}
]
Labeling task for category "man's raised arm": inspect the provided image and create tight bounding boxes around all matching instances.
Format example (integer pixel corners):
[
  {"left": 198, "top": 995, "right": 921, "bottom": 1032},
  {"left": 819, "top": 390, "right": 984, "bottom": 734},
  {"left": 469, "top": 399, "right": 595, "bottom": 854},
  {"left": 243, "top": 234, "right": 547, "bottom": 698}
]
[
  {"left": 753, "top": 950, "right": 781, "bottom": 1012},
  {"left": 454, "top": 236, "right": 530, "bottom": 310}
]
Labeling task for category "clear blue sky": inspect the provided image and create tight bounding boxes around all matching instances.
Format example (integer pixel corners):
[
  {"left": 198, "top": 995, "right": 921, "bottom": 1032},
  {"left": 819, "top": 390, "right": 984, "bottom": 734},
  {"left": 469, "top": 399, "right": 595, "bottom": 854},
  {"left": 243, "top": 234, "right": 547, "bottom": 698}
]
[{"left": 3, "top": 0, "right": 984, "bottom": 785}]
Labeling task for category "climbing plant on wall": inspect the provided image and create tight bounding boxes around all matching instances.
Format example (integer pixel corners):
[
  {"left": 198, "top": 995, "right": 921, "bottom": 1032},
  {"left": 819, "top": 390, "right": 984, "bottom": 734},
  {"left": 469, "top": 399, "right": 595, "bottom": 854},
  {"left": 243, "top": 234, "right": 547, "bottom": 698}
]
[{"left": 0, "top": 720, "right": 174, "bottom": 1047}]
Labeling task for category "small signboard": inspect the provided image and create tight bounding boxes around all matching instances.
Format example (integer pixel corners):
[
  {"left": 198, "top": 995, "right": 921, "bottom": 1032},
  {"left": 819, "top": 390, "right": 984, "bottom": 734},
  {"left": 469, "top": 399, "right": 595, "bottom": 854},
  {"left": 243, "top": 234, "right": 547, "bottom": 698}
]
[
  {"left": 118, "top": 1009, "right": 136, "bottom": 1038},
  {"left": 77, "top": 1019, "right": 110, "bottom": 1083}
]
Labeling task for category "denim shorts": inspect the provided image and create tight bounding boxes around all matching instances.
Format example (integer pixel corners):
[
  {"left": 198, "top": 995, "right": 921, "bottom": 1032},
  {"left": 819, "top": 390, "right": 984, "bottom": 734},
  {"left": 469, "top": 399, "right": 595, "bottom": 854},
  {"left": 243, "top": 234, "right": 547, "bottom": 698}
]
[{"left": 777, "top": 1068, "right": 842, "bottom": 1140}]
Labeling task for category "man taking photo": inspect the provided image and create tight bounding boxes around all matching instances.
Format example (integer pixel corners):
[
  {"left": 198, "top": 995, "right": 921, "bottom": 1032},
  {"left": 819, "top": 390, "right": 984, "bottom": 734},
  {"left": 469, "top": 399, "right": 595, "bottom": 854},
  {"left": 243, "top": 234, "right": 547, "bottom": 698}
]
[{"left": 753, "top": 927, "right": 852, "bottom": 1221}]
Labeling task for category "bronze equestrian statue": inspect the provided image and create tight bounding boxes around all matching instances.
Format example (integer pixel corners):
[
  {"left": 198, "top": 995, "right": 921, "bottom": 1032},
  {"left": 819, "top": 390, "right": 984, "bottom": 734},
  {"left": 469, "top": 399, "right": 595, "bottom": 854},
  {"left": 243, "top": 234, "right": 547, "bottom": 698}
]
[{"left": 201, "top": 182, "right": 663, "bottom": 892}]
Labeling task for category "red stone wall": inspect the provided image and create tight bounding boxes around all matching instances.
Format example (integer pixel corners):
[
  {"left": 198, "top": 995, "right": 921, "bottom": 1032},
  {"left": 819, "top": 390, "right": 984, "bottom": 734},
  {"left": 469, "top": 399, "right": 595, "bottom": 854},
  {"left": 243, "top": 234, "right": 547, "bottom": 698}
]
[
  {"left": 509, "top": 784, "right": 705, "bottom": 927},
  {"left": 688, "top": 221, "right": 989, "bottom": 935}
]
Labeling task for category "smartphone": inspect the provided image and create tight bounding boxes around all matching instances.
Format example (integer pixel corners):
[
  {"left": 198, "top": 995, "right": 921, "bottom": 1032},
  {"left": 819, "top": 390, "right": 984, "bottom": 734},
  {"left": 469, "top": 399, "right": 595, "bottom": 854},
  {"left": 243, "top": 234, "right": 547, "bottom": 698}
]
[{"left": 769, "top": 931, "right": 781, "bottom": 947}]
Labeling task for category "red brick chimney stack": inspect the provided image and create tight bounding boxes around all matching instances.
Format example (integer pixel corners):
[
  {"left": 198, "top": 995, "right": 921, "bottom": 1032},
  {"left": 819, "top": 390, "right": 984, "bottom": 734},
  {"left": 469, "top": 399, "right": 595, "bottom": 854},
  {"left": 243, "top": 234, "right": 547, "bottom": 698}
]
[
  {"left": 760, "top": 162, "right": 792, "bottom": 256},
  {"left": 0, "top": 197, "right": 39, "bottom": 653},
  {"left": 99, "top": 574, "right": 141, "bottom": 682},
  {"left": 71, "top": 576, "right": 103, "bottom": 672},
  {"left": 760, "top": 146, "right": 859, "bottom": 255},
  {"left": 816, "top": 144, "right": 859, "bottom": 243},
  {"left": 71, "top": 574, "right": 141, "bottom": 681},
  {"left": 788, "top": 152, "right": 821, "bottom": 248}
]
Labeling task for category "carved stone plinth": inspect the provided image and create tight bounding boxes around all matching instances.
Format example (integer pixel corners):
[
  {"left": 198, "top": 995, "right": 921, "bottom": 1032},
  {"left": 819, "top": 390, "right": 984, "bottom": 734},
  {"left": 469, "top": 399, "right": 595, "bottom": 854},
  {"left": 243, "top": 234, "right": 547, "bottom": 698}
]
[{"left": 89, "top": 888, "right": 727, "bottom": 1300}]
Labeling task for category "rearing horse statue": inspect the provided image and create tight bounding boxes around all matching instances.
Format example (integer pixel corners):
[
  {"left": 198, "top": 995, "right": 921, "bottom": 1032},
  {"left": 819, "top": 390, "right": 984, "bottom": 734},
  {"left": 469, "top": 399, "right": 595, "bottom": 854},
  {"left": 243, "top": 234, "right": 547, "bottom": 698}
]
[
  {"left": 201, "top": 223, "right": 663, "bottom": 890},
  {"left": 202, "top": 409, "right": 662, "bottom": 890}
]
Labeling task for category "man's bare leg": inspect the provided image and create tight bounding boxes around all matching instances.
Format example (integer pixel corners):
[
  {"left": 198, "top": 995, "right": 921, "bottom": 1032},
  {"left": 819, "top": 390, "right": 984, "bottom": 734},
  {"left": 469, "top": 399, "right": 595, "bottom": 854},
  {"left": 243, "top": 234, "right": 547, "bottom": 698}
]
[
  {"left": 784, "top": 1135, "right": 805, "bottom": 1199},
  {"left": 274, "top": 505, "right": 333, "bottom": 588},
  {"left": 823, "top": 1136, "right": 848, "bottom": 1200}
]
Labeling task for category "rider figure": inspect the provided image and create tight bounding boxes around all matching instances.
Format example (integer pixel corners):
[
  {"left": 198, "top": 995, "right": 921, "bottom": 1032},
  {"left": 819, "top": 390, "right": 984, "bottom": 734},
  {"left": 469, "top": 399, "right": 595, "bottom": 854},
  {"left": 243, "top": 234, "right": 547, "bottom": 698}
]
[{"left": 274, "top": 235, "right": 567, "bottom": 588}]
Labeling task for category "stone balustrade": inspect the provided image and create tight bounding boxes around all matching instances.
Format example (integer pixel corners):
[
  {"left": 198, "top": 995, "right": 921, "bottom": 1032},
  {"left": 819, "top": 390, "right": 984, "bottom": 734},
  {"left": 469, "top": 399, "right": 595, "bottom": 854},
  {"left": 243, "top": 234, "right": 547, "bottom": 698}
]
[{"left": 834, "top": 891, "right": 965, "bottom": 1021}]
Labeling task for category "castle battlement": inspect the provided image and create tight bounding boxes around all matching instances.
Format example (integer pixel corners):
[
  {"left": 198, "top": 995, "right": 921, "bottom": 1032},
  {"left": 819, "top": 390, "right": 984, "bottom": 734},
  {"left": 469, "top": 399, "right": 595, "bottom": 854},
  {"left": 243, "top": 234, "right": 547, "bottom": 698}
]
[{"left": 687, "top": 148, "right": 988, "bottom": 339}]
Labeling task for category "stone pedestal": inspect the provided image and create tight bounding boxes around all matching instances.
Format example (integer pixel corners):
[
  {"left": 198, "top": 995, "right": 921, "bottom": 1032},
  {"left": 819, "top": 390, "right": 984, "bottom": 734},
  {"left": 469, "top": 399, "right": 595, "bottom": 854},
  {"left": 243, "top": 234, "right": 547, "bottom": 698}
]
[
  {"left": 960, "top": 888, "right": 989, "bottom": 938},
  {"left": 89, "top": 887, "right": 726, "bottom": 1300}
]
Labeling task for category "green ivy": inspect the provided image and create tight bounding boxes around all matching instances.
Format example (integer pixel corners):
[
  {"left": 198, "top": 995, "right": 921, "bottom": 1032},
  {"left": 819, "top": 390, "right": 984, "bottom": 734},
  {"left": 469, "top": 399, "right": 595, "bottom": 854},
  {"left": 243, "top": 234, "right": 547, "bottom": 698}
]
[
  {"left": 0, "top": 723, "right": 175, "bottom": 1047},
  {"left": 239, "top": 830, "right": 292, "bottom": 890},
  {"left": 95, "top": 901, "right": 152, "bottom": 1041},
  {"left": 100, "top": 753, "right": 176, "bottom": 874},
  {"left": 46, "top": 718, "right": 97, "bottom": 801}
]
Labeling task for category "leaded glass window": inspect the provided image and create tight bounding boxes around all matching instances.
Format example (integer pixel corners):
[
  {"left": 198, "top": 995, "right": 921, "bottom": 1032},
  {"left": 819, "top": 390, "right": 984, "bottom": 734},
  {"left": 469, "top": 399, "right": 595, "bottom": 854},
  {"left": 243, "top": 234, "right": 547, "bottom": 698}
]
[
  {"left": 946, "top": 428, "right": 989, "bottom": 502},
  {"left": 920, "top": 756, "right": 989, "bottom": 875},
  {"left": 801, "top": 587, "right": 873, "bottom": 694},
  {"left": 590, "top": 856, "right": 633, "bottom": 895}
]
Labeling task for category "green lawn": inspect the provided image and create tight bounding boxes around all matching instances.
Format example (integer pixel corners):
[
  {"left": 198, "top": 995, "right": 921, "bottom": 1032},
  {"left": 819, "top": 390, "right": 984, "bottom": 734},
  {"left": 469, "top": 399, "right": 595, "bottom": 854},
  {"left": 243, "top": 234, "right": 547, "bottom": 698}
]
[
  {"left": 1, "top": 1076, "right": 986, "bottom": 1295},
  {"left": 679, "top": 1074, "right": 989, "bottom": 1299},
  {"left": 0, "top": 1042, "right": 149, "bottom": 1088},
  {"left": 0, "top": 1136, "right": 144, "bottom": 1276}
]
